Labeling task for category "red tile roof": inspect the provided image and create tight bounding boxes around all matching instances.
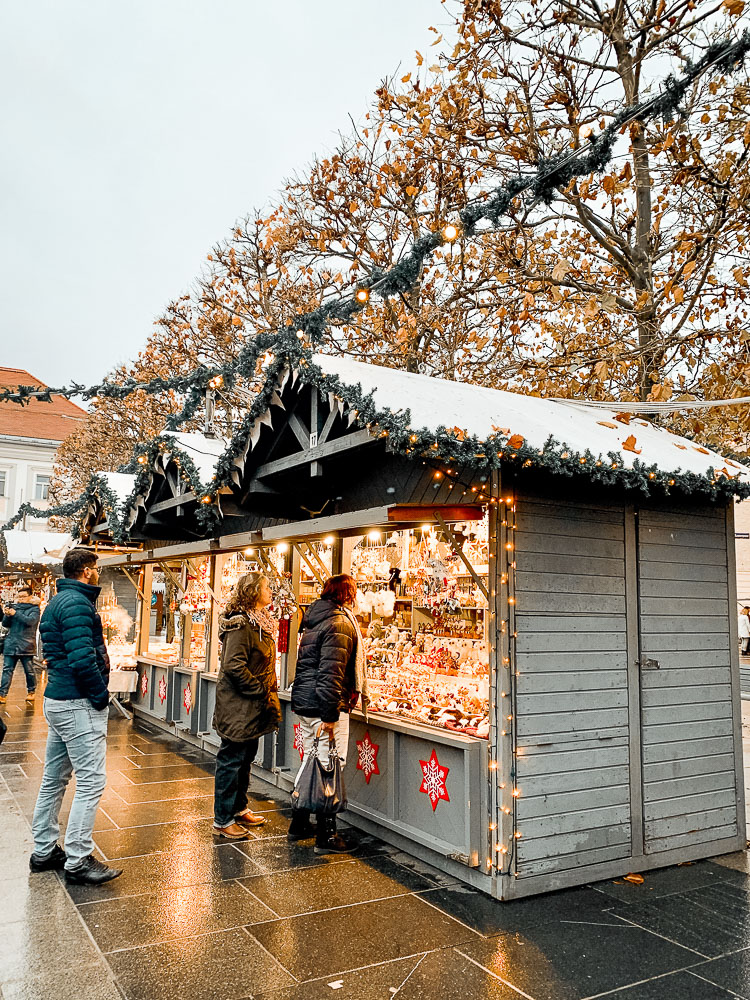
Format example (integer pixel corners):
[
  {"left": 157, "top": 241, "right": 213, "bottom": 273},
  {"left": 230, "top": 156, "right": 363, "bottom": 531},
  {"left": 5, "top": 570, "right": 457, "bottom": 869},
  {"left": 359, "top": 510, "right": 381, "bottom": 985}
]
[{"left": 0, "top": 367, "right": 87, "bottom": 442}]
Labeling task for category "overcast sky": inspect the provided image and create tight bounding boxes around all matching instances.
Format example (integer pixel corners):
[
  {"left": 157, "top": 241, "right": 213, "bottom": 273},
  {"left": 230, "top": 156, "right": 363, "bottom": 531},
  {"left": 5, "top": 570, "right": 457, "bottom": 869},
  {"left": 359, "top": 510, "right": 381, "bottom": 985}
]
[{"left": 1, "top": 0, "right": 445, "bottom": 389}]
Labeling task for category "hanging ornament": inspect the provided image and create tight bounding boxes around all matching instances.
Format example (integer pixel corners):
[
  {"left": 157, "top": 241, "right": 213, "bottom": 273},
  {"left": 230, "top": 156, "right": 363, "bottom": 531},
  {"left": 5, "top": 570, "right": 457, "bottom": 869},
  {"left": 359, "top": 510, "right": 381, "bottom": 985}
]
[
  {"left": 356, "top": 731, "right": 381, "bottom": 784},
  {"left": 419, "top": 749, "right": 450, "bottom": 811},
  {"left": 293, "top": 723, "right": 304, "bottom": 761},
  {"left": 277, "top": 617, "right": 290, "bottom": 654}
]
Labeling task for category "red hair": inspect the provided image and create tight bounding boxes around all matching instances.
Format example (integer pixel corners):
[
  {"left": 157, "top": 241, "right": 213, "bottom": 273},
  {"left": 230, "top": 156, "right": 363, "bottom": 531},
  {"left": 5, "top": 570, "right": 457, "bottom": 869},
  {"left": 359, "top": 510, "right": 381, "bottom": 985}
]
[{"left": 320, "top": 574, "right": 357, "bottom": 605}]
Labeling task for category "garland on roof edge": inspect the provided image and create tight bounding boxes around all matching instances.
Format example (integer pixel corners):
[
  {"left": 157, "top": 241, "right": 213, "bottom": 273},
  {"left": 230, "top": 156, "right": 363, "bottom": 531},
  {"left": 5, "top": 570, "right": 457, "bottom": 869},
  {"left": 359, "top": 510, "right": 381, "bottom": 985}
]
[
  {"left": 0, "top": 29, "right": 748, "bottom": 422},
  {"left": 5, "top": 347, "right": 746, "bottom": 548}
]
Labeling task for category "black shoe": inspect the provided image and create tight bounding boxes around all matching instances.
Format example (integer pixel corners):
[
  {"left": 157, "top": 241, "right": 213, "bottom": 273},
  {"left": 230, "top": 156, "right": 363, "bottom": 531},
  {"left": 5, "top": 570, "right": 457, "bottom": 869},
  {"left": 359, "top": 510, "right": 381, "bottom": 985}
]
[
  {"left": 287, "top": 809, "right": 315, "bottom": 842},
  {"left": 29, "top": 844, "right": 67, "bottom": 872},
  {"left": 64, "top": 855, "right": 123, "bottom": 885},
  {"left": 313, "top": 814, "right": 358, "bottom": 855}
]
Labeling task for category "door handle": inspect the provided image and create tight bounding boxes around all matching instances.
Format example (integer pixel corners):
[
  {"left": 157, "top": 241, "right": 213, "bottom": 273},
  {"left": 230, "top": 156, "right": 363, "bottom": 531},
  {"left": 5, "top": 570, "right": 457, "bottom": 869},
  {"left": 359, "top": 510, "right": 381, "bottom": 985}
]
[{"left": 636, "top": 657, "right": 660, "bottom": 670}]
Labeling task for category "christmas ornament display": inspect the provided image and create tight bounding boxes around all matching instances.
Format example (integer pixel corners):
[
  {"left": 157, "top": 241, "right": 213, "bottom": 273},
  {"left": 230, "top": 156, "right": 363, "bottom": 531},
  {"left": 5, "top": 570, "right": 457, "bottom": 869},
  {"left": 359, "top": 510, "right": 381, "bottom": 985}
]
[{"left": 352, "top": 524, "right": 490, "bottom": 737}]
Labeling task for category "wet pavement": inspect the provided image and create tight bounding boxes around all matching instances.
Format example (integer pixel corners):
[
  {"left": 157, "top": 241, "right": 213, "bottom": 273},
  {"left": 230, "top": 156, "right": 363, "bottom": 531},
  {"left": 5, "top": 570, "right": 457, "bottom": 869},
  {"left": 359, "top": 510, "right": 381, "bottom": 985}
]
[{"left": 1, "top": 684, "right": 749, "bottom": 1000}]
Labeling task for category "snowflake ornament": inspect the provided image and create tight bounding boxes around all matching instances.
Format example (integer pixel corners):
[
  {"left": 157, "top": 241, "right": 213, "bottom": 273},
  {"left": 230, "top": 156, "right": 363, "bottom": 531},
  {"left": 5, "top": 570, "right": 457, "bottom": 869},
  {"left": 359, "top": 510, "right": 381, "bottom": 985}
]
[
  {"left": 419, "top": 749, "right": 450, "bottom": 811},
  {"left": 140, "top": 672, "right": 148, "bottom": 700},
  {"left": 356, "top": 731, "right": 380, "bottom": 784},
  {"left": 183, "top": 682, "right": 192, "bottom": 714},
  {"left": 293, "top": 723, "right": 304, "bottom": 761},
  {"left": 158, "top": 675, "right": 168, "bottom": 704}
]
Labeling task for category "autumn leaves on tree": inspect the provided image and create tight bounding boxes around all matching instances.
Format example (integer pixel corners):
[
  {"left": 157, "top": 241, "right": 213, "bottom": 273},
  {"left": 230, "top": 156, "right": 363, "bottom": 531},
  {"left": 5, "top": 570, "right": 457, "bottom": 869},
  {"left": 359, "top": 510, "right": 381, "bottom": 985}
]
[{"left": 54, "top": 0, "right": 750, "bottom": 506}]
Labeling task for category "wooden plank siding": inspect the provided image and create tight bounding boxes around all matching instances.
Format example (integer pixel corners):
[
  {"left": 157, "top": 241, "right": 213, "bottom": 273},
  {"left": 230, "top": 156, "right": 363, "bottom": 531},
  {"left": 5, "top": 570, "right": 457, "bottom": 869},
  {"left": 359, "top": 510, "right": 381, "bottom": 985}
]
[
  {"left": 512, "top": 496, "right": 633, "bottom": 877},
  {"left": 637, "top": 506, "right": 740, "bottom": 855}
]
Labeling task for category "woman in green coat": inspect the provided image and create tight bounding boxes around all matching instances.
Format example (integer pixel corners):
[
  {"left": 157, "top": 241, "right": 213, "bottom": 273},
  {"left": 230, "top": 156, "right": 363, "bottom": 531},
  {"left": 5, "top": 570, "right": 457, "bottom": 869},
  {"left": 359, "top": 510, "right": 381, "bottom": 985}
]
[{"left": 212, "top": 573, "right": 281, "bottom": 840}]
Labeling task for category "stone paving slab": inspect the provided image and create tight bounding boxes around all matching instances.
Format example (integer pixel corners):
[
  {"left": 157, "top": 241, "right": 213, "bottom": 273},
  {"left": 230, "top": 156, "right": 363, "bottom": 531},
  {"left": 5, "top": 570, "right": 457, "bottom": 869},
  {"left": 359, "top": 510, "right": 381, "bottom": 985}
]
[{"left": 1, "top": 688, "right": 749, "bottom": 1000}]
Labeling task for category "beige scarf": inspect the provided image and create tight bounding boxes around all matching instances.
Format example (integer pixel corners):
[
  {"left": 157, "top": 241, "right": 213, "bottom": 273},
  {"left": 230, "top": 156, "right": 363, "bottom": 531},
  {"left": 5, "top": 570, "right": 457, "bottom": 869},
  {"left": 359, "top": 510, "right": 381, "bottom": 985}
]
[
  {"left": 343, "top": 606, "right": 369, "bottom": 721},
  {"left": 245, "top": 606, "right": 278, "bottom": 642}
]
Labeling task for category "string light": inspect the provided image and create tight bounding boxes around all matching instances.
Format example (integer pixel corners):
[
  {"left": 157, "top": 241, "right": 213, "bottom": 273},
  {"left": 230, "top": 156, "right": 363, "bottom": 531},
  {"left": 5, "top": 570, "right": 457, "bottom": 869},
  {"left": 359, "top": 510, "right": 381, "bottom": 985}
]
[
  {"left": 355, "top": 288, "right": 370, "bottom": 303},
  {"left": 442, "top": 223, "right": 460, "bottom": 242}
]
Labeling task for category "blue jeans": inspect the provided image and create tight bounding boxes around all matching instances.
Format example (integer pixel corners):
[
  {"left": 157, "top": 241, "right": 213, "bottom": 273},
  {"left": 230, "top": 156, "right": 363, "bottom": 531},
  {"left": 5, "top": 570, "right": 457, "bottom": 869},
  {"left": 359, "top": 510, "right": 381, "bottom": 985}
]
[
  {"left": 32, "top": 698, "right": 108, "bottom": 869},
  {"left": 0, "top": 655, "right": 36, "bottom": 696},
  {"left": 213, "top": 737, "right": 259, "bottom": 827}
]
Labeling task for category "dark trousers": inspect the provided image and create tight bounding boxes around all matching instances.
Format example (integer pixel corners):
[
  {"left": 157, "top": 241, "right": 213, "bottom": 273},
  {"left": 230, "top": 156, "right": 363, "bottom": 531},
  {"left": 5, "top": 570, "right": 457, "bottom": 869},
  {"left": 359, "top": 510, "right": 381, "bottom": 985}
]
[
  {"left": 213, "top": 737, "right": 259, "bottom": 827},
  {"left": 1, "top": 655, "right": 36, "bottom": 696}
]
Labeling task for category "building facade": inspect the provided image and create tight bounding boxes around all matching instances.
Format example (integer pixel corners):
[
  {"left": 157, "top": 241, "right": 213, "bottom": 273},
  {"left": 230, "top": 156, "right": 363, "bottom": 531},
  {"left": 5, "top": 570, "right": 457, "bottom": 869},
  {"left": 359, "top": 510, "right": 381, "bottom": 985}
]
[{"left": 0, "top": 367, "right": 86, "bottom": 530}]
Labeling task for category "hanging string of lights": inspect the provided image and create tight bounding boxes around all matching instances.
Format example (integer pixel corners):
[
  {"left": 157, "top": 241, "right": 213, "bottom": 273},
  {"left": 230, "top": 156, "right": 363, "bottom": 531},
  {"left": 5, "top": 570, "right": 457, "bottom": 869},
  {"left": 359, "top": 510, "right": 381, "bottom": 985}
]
[{"left": 2, "top": 33, "right": 750, "bottom": 541}]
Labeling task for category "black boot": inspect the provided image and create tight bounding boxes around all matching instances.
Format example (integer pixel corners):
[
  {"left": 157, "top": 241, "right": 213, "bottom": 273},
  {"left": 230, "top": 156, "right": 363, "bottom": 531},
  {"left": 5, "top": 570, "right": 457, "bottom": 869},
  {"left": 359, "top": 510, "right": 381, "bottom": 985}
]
[
  {"left": 314, "top": 813, "right": 356, "bottom": 855},
  {"left": 287, "top": 808, "right": 315, "bottom": 842}
]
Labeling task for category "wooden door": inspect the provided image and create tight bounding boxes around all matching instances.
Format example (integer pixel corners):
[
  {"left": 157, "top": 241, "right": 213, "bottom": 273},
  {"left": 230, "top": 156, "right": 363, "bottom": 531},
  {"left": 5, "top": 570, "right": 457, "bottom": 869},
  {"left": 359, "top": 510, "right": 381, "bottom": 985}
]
[
  {"left": 512, "top": 495, "right": 633, "bottom": 878},
  {"left": 637, "top": 505, "right": 742, "bottom": 854}
]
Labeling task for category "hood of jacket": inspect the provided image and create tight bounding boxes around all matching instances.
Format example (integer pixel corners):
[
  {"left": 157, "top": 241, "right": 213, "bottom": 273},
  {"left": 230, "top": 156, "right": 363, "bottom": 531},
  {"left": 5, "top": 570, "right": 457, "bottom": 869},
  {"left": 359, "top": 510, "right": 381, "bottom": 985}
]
[{"left": 218, "top": 612, "right": 249, "bottom": 638}]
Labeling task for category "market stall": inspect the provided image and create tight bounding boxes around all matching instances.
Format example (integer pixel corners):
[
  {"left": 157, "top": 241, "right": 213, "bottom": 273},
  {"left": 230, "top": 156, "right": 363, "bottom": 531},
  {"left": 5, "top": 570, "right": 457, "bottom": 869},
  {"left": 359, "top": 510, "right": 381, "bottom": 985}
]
[{"left": 90, "top": 354, "right": 748, "bottom": 899}]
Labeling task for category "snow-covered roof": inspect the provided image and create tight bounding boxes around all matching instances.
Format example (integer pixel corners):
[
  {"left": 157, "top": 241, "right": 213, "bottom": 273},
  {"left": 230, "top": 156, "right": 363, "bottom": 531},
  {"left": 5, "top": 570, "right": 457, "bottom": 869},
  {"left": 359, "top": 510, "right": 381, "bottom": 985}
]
[
  {"left": 3, "top": 529, "right": 72, "bottom": 566},
  {"left": 96, "top": 471, "right": 135, "bottom": 506},
  {"left": 313, "top": 354, "right": 750, "bottom": 484},
  {"left": 166, "top": 432, "right": 227, "bottom": 483}
]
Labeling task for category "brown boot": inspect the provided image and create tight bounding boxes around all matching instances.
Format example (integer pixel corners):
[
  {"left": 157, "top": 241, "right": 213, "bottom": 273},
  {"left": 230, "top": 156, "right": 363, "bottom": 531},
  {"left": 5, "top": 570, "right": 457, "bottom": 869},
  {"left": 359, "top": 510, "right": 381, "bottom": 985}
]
[
  {"left": 235, "top": 809, "right": 266, "bottom": 828},
  {"left": 212, "top": 822, "right": 250, "bottom": 840}
]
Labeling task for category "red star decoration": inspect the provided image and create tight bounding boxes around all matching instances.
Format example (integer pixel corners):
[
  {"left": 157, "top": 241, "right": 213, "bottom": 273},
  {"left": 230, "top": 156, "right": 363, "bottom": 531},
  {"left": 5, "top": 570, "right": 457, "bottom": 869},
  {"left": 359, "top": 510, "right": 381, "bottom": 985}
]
[
  {"left": 356, "top": 731, "right": 380, "bottom": 784},
  {"left": 158, "top": 675, "right": 168, "bottom": 704},
  {"left": 140, "top": 672, "right": 148, "bottom": 700},
  {"left": 419, "top": 749, "right": 450, "bottom": 811},
  {"left": 293, "top": 723, "right": 304, "bottom": 761},
  {"left": 183, "top": 682, "right": 192, "bottom": 714}
]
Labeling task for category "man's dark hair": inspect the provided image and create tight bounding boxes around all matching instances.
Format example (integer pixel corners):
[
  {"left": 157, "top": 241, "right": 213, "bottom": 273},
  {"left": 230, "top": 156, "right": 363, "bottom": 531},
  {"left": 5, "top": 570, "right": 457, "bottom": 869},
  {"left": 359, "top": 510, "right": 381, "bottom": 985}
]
[
  {"left": 62, "top": 548, "right": 98, "bottom": 579},
  {"left": 17, "top": 585, "right": 32, "bottom": 596}
]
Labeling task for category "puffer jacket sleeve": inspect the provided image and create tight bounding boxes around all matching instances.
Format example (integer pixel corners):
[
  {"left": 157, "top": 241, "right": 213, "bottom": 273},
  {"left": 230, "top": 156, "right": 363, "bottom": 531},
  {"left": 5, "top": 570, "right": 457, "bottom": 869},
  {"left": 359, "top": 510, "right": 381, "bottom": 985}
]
[
  {"left": 316, "top": 616, "right": 355, "bottom": 723},
  {"left": 61, "top": 596, "right": 110, "bottom": 710},
  {"left": 221, "top": 626, "right": 265, "bottom": 698}
]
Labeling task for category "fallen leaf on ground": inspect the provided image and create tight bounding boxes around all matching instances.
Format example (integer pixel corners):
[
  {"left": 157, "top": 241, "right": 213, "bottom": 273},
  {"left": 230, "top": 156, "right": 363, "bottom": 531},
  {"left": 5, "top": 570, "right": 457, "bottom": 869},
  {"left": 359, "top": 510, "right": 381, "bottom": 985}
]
[
  {"left": 623, "top": 873, "right": 645, "bottom": 884},
  {"left": 614, "top": 412, "right": 632, "bottom": 424},
  {"left": 597, "top": 421, "right": 618, "bottom": 429}
]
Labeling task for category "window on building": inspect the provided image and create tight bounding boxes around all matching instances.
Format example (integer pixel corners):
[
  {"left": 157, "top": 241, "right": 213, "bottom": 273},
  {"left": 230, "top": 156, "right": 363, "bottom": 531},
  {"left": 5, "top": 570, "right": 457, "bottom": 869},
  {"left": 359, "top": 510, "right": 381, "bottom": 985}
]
[
  {"left": 0, "top": 471, "right": 6, "bottom": 497},
  {"left": 34, "top": 475, "right": 51, "bottom": 501}
]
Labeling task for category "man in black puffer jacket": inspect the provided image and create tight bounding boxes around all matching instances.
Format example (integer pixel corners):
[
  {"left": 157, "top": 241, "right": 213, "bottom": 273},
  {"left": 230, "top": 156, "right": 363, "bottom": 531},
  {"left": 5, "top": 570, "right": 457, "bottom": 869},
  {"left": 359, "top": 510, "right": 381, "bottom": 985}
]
[
  {"left": 291, "top": 574, "right": 359, "bottom": 854},
  {"left": 30, "top": 548, "right": 122, "bottom": 886}
]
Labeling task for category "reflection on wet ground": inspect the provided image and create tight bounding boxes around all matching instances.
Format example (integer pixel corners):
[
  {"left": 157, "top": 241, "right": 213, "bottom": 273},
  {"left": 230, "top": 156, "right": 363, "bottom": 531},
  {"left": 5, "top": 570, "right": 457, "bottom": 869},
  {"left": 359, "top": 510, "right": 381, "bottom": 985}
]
[{"left": 1, "top": 685, "right": 749, "bottom": 1000}]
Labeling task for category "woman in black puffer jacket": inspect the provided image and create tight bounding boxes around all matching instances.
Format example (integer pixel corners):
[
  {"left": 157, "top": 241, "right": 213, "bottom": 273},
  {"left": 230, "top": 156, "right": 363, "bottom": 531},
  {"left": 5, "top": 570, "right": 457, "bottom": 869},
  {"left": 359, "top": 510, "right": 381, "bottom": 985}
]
[
  {"left": 290, "top": 573, "right": 361, "bottom": 854},
  {"left": 212, "top": 573, "right": 281, "bottom": 840}
]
